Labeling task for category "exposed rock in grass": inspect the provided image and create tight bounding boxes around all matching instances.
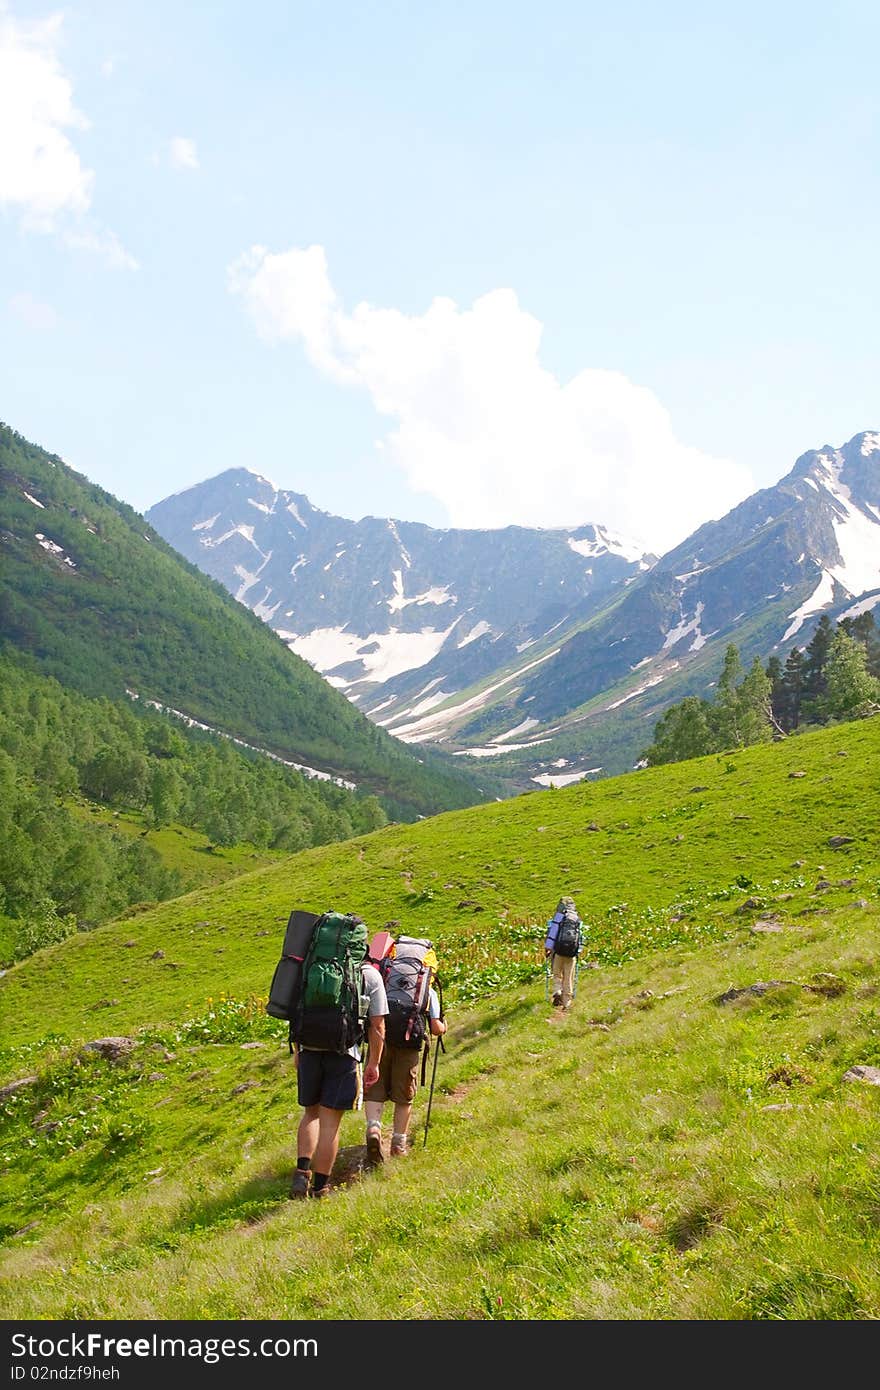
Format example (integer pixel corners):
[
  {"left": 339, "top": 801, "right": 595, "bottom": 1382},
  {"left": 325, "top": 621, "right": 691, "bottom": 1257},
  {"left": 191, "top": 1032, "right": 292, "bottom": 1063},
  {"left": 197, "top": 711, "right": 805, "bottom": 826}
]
[
  {"left": 150, "top": 949, "right": 165, "bottom": 960},
  {"left": 715, "top": 981, "right": 798, "bottom": 1005},
  {"left": 232, "top": 1081, "right": 259, "bottom": 1094},
  {"left": 81, "top": 1037, "right": 136, "bottom": 1062},
  {"left": 842, "top": 1065, "right": 880, "bottom": 1086},
  {"left": 0, "top": 1076, "right": 38, "bottom": 1097},
  {"left": 828, "top": 836, "right": 855, "bottom": 848},
  {"left": 751, "top": 919, "right": 784, "bottom": 933}
]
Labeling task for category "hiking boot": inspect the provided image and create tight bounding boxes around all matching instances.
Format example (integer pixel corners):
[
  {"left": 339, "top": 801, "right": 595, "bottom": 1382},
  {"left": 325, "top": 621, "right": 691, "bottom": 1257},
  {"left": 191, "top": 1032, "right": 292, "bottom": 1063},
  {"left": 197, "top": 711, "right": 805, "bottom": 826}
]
[
  {"left": 310, "top": 1183, "right": 331, "bottom": 1199},
  {"left": 390, "top": 1135, "right": 409, "bottom": 1157},
  {"left": 366, "top": 1128, "right": 384, "bottom": 1166},
  {"left": 552, "top": 992, "right": 562, "bottom": 1007},
  {"left": 289, "top": 1169, "right": 311, "bottom": 1200}
]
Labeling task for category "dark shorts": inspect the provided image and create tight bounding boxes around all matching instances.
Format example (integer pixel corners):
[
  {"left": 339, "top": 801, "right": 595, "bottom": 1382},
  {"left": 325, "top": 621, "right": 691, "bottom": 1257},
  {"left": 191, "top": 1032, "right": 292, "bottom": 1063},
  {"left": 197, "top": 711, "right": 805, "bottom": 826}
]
[
  {"left": 296, "top": 1049, "right": 362, "bottom": 1111},
  {"left": 364, "top": 1045, "right": 421, "bottom": 1106}
]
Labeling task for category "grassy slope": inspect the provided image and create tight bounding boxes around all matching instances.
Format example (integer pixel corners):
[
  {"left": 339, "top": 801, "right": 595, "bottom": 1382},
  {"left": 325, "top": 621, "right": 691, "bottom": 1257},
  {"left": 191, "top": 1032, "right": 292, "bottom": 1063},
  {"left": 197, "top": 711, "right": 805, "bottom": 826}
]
[{"left": 1, "top": 716, "right": 878, "bottom": 1318}]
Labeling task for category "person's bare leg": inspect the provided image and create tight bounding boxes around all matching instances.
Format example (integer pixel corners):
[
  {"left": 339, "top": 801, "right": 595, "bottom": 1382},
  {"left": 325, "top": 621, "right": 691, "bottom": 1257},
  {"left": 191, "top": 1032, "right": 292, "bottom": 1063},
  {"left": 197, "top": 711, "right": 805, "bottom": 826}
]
[
  {"left": 392, "top": 1101, "right": 413, "bottom": 1154},
  {"left": 312, "top": 1106, "right": 344, "bottom": 1178},
  {"left": 297, "top": 1105, "right": 320, "bottom": 1161}
]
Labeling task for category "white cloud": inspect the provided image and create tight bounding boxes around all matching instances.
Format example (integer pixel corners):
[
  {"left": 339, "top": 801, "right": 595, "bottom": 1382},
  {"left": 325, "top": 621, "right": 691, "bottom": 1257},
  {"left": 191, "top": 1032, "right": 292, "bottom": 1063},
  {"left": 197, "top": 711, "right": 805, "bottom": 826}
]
[
  {"left": 64, "top": 225, "right": 138, "bottom": 270},
  {"left": 0, "top": 6, "right": 92, "bottom": 224},
  {"left": 169, "top": 136, "right": 199, "bottom": 170},
  {"left": 9, "top": 290, "right": 58, "bottom": 330},
  {"left": 0, "top": 4, "right": 136, "bottom": 266},
  {"left": 228, "top": 244, "right": 755, "bottom": 553}
]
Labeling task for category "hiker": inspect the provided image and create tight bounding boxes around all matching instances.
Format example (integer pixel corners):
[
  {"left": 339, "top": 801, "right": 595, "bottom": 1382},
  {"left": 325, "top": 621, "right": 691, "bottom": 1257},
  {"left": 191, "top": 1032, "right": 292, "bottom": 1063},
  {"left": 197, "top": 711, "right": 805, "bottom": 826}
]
[
  {"left": 544, "top": 894, "right": 583, "bottom": 1011},
  {"left": 364, "top": 943, "right": 446, "bottom": 1162},
  {"left": 289, "top": 954, "right": 388, "bottom": 1200}
]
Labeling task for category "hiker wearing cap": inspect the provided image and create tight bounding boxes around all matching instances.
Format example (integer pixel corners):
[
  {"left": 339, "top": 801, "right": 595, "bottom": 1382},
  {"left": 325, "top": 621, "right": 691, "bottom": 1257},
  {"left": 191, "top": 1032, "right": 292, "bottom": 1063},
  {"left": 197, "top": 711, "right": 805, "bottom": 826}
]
[{"left": 544, "top": 895, "right": 583, "bottom": 1011}]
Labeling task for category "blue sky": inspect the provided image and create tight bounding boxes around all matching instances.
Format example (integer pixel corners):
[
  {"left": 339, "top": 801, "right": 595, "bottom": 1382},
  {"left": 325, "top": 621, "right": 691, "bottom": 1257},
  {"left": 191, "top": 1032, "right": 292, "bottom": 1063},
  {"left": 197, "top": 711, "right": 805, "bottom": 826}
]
[{"left": 1, "top": 0, "right": 878, "bottom": 552}]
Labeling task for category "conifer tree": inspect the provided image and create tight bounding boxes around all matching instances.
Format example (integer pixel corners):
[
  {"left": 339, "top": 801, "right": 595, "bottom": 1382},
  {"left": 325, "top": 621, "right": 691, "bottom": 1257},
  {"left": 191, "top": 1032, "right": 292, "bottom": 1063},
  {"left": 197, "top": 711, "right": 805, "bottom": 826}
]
[
  {"left": 779, "top": 647, "right": 805, "bottom": 731},
  {"left": 802, "top": 614, "right": 834, "bottom": 709}
]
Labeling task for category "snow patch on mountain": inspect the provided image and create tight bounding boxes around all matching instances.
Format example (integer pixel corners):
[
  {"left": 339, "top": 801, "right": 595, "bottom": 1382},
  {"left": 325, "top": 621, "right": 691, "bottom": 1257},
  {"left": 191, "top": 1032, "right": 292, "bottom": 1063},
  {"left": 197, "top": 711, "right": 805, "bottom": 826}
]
[
  {"left": 532, "top": 767, "right": 601, "bottom": 787},
  {"left": 387, "top": 575, "right": 455, "bottom": 613},
  {"left": 23, "top": 491, "right": 45, "bottom": 508},
  {"left": 838, "top": 592, "right": 880, "bottom": 621},
  {"left": 253, "top": 594, "right": 281, "bottom": 621},
  {"left": 282, "top": 623, "right": 456, "bottom": 685},
  {"left": 459, "top": 620, "right": 491, "bottom": 647},
  {"left": 387, "top": 519, "right": 411, "bottom": 568},
  {"left": 204, "top": 523, "right": 264, "bottom": 552},
  {"left": 781, "top": 571, "right": 836, "bottom": 642},
  {"left": 192, "top": 513, "right": 218, "bottom": 531},
  {"left": 248, "top": 495, "right": 277, "bottom": 515},
  {"left": 286, "top": 500, "right": 308, "bottom": 528},
  {"left": 492, "top": 717, "right": 539, "bottom": 743},
  {"left": 827, "top": 493, "right": 880, "bottom": 597},
  {"left": 453, "top": 739, "right": 552, "bottom": 757},
  {"left": 606, "top": 670, "right": 669, "bottom": 709},
  {"left": 663, "top": 601, "right": 706, "bottom": 652},
  {"left": 36, "top": 534, "right": 76, "bottom": 568},
  {"left": 385, "top": 647, "right": 561, "bottom": 742}
]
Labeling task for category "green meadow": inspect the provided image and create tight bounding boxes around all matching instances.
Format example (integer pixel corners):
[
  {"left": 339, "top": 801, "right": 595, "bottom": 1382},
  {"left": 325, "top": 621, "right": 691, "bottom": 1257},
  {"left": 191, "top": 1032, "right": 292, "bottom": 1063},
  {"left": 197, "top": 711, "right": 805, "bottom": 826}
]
[{"left": 1, "top": 716, "right": 879, "bottom": 1319}]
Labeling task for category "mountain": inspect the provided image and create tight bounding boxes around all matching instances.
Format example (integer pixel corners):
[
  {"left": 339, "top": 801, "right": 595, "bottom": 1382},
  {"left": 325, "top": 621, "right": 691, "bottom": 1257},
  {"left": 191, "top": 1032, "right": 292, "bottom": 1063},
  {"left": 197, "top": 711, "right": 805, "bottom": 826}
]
[
  {"left": 0, "top": 422, "right": 499, "bottom": 820},
  {"left": 145, "top": 471, "right": 654, "bottom": 709},
  {"left": 147, "top": 431, "right": 880, "bottom": 783}
]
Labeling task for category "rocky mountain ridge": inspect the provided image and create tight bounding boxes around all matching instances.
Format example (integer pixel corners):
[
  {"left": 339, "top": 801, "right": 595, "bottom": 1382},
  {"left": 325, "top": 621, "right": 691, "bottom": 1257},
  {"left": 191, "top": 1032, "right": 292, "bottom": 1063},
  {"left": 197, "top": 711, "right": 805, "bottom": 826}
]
[{"left": 147, "top": 431, "right": 880, "bottom": 783}]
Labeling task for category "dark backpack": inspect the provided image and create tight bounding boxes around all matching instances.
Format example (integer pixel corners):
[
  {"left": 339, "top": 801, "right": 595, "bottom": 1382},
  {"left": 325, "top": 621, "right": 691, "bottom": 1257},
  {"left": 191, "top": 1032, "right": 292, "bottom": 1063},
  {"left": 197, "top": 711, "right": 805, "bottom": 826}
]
[
  {"left": 553, "top": 909, "right": 582, "bottom": 958},
  {"left": 281, "top": 910, "right": 370, "bottom": 1053},
  {"left": 378, "top": 936, "right": 439, "bottom": 1051},
  {"left": 265, "top": 908, "right": 322, "bottom": 1022}
]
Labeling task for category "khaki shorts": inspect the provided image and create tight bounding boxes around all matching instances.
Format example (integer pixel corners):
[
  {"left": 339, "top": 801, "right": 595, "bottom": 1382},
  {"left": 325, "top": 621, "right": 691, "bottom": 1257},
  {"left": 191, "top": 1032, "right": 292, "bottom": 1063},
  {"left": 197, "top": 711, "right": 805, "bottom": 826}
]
[{"left": 364, "top": 1045, "right": 422, "bottom": 1105}]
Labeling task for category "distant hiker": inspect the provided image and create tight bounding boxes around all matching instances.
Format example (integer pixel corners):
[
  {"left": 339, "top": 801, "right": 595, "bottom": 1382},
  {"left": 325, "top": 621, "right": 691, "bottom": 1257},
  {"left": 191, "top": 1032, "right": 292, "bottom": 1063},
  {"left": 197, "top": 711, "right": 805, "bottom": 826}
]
[
  {"left": 545, "top": 895, "right": 583, "bottom": 1011},
  {"left": 364, "top": 931, "right": 447, "bottom": 1161},
  {"left": 288, "top": 913, "right": 388, "bottom": 1201}
]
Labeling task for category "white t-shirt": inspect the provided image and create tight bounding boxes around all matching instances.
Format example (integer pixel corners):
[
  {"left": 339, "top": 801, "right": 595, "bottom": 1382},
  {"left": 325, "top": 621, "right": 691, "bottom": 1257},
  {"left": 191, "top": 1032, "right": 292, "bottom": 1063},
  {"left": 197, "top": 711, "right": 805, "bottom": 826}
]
[{"left": 349, "top": 962, "right": 388, "bottom": 1060}]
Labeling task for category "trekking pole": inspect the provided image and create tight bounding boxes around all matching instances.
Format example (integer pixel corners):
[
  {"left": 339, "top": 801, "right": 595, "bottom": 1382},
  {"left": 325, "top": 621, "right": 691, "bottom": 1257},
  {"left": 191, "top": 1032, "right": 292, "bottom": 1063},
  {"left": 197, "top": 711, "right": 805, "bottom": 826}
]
[
  {"left": 573, "top": 956, "right": 579, "bottom": 999},
  {"left": 423, "top": 1035, "right": 442, "bottom": 1148}
]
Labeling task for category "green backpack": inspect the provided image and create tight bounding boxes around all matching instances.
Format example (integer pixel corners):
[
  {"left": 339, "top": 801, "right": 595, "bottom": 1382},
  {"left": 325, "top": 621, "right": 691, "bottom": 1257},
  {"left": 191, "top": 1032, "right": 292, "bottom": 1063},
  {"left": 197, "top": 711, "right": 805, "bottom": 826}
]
[{"left": 289, "top": 911, "right": 370, "bottom": 1053}]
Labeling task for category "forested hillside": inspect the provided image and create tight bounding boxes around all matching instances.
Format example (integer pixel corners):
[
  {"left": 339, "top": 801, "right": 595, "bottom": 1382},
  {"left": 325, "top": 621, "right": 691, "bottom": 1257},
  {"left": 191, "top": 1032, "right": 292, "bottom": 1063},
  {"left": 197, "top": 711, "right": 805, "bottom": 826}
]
[
  {"left": 0, "top": 663, "right": 393, "bottom": 966},
  {"left": 0, "top": 423, "right": 501, "bottom": 821}
]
